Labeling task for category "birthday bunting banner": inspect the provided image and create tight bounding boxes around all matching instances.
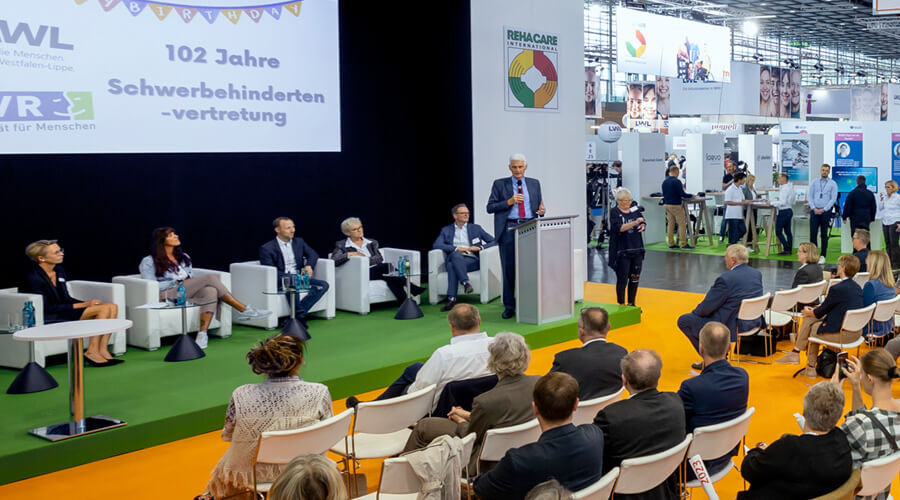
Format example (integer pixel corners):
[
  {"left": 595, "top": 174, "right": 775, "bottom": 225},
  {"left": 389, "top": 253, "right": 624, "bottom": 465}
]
[{"left": 75, "top": 0, "right": 303, "bottom": 25}]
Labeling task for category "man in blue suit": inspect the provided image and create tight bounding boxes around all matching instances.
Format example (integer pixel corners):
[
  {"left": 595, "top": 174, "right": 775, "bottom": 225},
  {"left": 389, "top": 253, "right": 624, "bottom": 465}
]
[
  {"left": 486, "top": 153, "right": 545, "bottom": 319},
  {"left": 678, "top": 322, "right": 749, "bottom": 480},
  {"left": 259, "top": 217, "right": 329, "bottom": 324},
  {"left": 433, "top": 204, "right": 496, "bottom": 312},
  {"left": 677, "top": 244, "right": 764, "bottom": 369}
]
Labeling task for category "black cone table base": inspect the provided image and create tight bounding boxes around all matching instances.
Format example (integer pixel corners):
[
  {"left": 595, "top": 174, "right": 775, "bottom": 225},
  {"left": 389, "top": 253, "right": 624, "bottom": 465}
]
[
  {"left": 164, "top": 334, "right": 205, "bottom": 362},
  {"left": 395, "top": 298, "right": 424, "bottom": 320},
  {"left": 7, "top": 361, "right": 58, "bottom": 394},
  {"left": 280, "top": 317, "right": 311, "bottom": 341}
]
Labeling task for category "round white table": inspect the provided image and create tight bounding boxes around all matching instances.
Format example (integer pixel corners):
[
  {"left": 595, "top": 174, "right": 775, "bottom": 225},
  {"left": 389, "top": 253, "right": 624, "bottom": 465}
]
[{"left": 13, "top": 318, "right": 132, "bottom": 441}]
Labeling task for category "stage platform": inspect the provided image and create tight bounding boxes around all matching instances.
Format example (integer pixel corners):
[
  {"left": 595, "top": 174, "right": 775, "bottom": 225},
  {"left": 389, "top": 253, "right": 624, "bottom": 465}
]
[{"left": 0, "top": 299, "right": 639, "bottom": 485}]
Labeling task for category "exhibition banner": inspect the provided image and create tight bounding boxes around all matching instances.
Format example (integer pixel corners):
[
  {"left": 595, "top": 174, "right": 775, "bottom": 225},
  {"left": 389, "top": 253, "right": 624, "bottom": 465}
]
[
  {"left": 0, "top": 0, "right": 341, "bottom": 154},
  {"left": 805, "top": 88, "right": 851, "bottom": 118},
  {"left": 834, "top": 133, "right": 863, "bottom": 169},
  {"left": 669, "top": 62, "right": 797, "bottom": 118},
  {"left": 585, "top": 66, "right": 600, "bottom": 117},
  {"left": 875, "top": 0, "right": 900, "bottom": 15},
  {"left": 892, "top": 133, "right": 900, "bottom": 184},
  {"left": 505, "top": 26, "right": 559, "bottom": 112},
  {"left": 850, "top": 86, "right": 884, "bottom": 121},
  {"left": 833, "top": 167, "right": 877, "bottom": 193},
  {"left": 759, "top": 65, "right": 801, "bottom": 118},
  {"left": 615, "top": 7, "right": 731, "bottom": 82},
  {"left": 781, "top": 137, "right": 810, "bottom": 183},
  {"left": 623, "top": 79, "right": 668, "bottom": 133}
]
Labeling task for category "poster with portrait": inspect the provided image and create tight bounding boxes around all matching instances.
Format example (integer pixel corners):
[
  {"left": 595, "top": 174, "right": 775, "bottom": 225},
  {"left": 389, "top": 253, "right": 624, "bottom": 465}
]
[
  {"left": 834, "top": 133, "right": 863, "bottom": 170},
  {"left": 781, "top": 137, "right": 810, "bottom": 183},
  {"left": 789, "top": 68, "right": 803, "bottom": 118},
  {"left": 892, "top": 133, "right": 900, "bottom": 184},
  {"left": 585, "top": 66, "right": 600, "bottom": 117},
  {"left": 851, "top": 87, "right": 881, "bottom": 121},
  {"left": 623, "top": 81, "right": 667, "bottom": 133},
  {"left": 656, "top": 76, "right": 671, "bottom": 119},
  {"left": 881, "top": 83, "right": 889, "bottom": 121}
]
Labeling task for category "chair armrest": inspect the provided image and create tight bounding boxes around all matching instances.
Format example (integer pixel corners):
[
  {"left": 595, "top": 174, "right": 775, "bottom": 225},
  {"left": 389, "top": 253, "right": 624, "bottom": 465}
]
[
  {"left": 313, "top": 258, "right": 336, "bottom": 319},
  {"left": 479, "top": 246, "right": 502, "bottom": 304},
  {"left": 111, "top": 275, "right": 158, "bottom": 307},
  {"left": 0, "top": 292, "right": 44, "bottom": 326},
  {"left": 67, "top": 281, "right": 126, "bottom": 318},
  {"left": 382, "top": 248, "right": 421, "bottom": 286},
  {"left": 428, "top": 249, "right": 446, "bottom": 275},
  {"left": 334, "top": 256, "right": 369, "bottom": 314},
  {"left": 0, "top": 287, "right": 18, "bottom": 293}
]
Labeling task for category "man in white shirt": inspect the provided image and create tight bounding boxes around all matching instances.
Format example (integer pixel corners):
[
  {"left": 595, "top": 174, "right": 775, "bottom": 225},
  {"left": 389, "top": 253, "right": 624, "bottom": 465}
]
[
  {"left": 346, "top": 303, "right": 493, "bottom": 411},
  {"left": 724, "top": 172, "right": 753, "bottom": 244},
  {"left": 772, "top": 173, "right": 796, "bottom": 255}
]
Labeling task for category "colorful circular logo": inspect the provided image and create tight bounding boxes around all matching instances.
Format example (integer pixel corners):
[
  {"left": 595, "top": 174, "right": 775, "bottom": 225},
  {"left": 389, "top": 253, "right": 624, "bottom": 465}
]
[
  {"left": 507, "top": 50, "right": 558, "bottom": 108},
  {"left": 625, "top": 29, "right": 646, "bottom": 58}
]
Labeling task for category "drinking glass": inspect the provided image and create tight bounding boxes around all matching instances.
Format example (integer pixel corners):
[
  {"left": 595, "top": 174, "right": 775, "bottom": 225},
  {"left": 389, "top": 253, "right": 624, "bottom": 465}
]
[
  {"left": 7, "top": 312, "right": 21, "bottom": 333},
  {"left": 281, "top": 276, "right": 291, "bottom": 291},
  {"left": 162, "top": 288, "right": 170, "bottom": 305}
]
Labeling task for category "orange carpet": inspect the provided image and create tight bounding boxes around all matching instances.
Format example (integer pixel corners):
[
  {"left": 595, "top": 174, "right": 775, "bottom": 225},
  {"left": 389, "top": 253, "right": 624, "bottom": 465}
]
[{"left": 2, "top": 281, "right": 898, "bottom": 499}]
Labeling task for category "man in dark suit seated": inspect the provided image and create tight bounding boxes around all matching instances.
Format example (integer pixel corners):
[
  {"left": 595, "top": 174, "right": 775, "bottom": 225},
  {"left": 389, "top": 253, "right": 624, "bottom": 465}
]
[
  {"left": 432, "top": 204, "right": 496, "bottom": 312},
  {"left": 677, "top": 322, "right": 749, "bottom": 480},
  {"left": 258, "top": 217, "right": 329, "bottom": 325},
  {"left": 549, "top": 307, "right": 627, "bottom": 399},
  {"left": 776, "top": 255, "right": 863, "bottom": 378},
  {"left": 852, "top": 229, "right": 870, "bottom": 272},
  {"left": 474, "top": 372, "right": 604, "bottom": 499},
  {"left": 594, "top": 350, "right": 685, "bottom": 500},
  {"left": 738, "top": 382, "right": 852, "bottom": 499},
  {"left": 677, "top": 244, "right": 764, "bottom": 370}
]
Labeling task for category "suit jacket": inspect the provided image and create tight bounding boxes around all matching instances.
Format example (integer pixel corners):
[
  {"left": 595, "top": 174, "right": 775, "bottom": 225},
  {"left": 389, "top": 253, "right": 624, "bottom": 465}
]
[
  {"left": 23, "top": 264, "right": 82, "bottom": 323},
  {"left": 550, "top": 339, "right": 627, "bottom": 400},
  {"left": 692, "top": 264, "right": 765, "bottom": 341},
  {"left": 330, "top": 238, "right": 383, "bottom": 267},
  {"left": 594, "top": 389, "right": 686, "bottom": 500},
  {"left": 854, "top": 248, "right": 869, "bottom": 273},
  {"left": 842, "top": 185, "right": 877, "bottom": 229},
  {"left": 737, "top": 428, "right": 852, "bottom": 500},
  {"left": 814, "top": 278, "right": 863, "bottom": 334},
  {"left": 259, "top": 238, "right": 319, "bottom": 278},
  {"left": 791, "top": 263, "right": 824, "bottom": 289},
  {"left": 432, "top": 223, "right": 497, "bottom": 254},
  {"left": 486, "top": 176, "right": 543, "bottom": 236},
  {"left": 473, "top": 423, "right": 604, "bottom": 500}
]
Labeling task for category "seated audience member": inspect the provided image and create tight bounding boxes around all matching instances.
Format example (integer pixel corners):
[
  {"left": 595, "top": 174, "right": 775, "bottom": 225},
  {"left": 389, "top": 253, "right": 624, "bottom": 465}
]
[
  {"left": 140, "top": 227, "right": 270, "bottom": 349},
  {"left": 776, "top": 255, "right": 863, "bottom": 377},
  {"left": 792, "top": 242, "right": 824, "bottom": 289},
  {"left": 594, "top": 350, "right": 685, "bottom": 500},
  {"left": 346, "top": 303, "right": 492, "bottom": 411},
  {"left": 196, "top": 336, "right": 332, "bottom": 500},
  {"left": 852, "top": 229, "right": 871, "bottom": 272},
  {"left": 403, "top": 332, "right": 538, "bottom": 474},
  {"left": 677, "top": 244, "right": 764, "bottom": 369},
  {"left": 837, "top": 349, "right": 900, "bottom": 500},
  {"left": 432, "top": 204, "right": 496, "bottom": 312},
  {"left": 524, "top": 480, "right": 574, "bottom": 500},
  {"left": 862, "top": 250, "right": 896, "bottom": 338},
  {"left": 549, "top": 307, "right": 627, "bottom": 399},
  {"left": 24, "top": 240, "right": 121, "bottom": 367},
  {"left": 678, "top": 322, "right": 749, "bottom": 480},
  {"left": 331, "top": 217, "right": 424, "bottom": 304},
  {"left": 474, "top": 373, "right": 604, "bottom": 499},
  {"left": 268, "top": 454, "right": 348, "bottom": 500},
  {"left": 259, "top": 217, "right": 329, "bottom": 325},
  {"left": 738, "top": 382, "right": 852, "bottom": 499}
]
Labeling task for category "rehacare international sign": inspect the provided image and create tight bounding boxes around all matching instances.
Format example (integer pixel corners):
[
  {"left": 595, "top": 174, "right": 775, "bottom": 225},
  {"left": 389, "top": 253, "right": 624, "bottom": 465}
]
[{"left": 505, "top": 26, "right": 559, "bottom": 112}]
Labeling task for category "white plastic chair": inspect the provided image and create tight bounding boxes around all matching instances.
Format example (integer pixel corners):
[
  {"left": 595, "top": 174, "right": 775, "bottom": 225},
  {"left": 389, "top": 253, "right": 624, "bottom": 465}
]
[
  {"left": 614, "top": 434, "right": 693, "bottom": 495},
  {"left": 821, "top": 278, "right": 844, "bottom": 301},
  {"left": 572, "top": 387, "right": 625, "bottom": 426},
  {"left": 331, "top": 249, "right": 421, "bottom": 315},
  {"left": 427, "top": 246, "right": 502, "bottom": 305},
  {"left": 734, "top": 294, "right": 771, "bottom": 364},
  {"left": 252, "top": 409, "right": 354, "bottom": 495},
  {"left": 809, "top": 303, "right": 875, "bottom": 358},
  {"left": 791, "top": 280, "right": 828, "bottom": 331},
  {"left": 476, "top": 419, "right": 541, "bottom": 474},
  {"left": 853, "top": 272, "right": 870, "bottom": 289},
  {"left": 573, "top": 467, "right": 619, "bottom": 500},
  {"left": 857, "top": 450, "right": 900, "bottom": 498},
  {"left": 683, "top": 408, "right": 755, "bottom": 491},
  {"left": 868, "top": 295, "right": 900, "bottom": 344}
]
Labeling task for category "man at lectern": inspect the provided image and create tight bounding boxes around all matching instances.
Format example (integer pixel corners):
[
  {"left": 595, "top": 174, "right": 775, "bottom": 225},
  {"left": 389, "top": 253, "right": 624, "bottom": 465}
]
[{"left": 487, "top": 153, "right": 545, "bottom": 319}]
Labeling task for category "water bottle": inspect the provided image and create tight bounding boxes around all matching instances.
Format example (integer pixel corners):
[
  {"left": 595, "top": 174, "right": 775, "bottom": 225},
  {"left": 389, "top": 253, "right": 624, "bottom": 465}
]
[
  {"left": 398, "top": 256, "right": 406, "bottom": 277},
  {"left": 22, "top": 301, "right": 35, "bottom": 328},
  {"left": 404, "top": 257, "right": 411, "bottom": 276},
  {"left": 176, "top": 281, "right": 186, "bottom": 306},
  {"left": 295, "top": 268, "right": 302, "bottom": 290},
  {"left": 300, "top": 268, "right": 310, "bottom": 290}
]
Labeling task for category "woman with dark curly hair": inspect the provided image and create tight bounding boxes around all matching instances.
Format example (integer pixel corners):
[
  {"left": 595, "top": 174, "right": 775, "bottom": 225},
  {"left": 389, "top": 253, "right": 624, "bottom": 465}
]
[{"left": 195, "top": 335, "right": 333, "bottom": 499}]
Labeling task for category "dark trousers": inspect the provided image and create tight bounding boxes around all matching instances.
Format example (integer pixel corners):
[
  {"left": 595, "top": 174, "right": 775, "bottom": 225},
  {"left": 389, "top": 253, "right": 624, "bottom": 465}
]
[
  {"left": 726, "top": 218, "right": 746, "bottom": 244},
  {"left": 370, "top": 263, "right": 408, "bottom": 302},
  {"left": 499, "top": 225, "right": 517, "bottom": 310},
  {"left": 884, "top": 223, "right": 900, "bottom": 269},
  {"left": 376, "top": 362, "right": 423, "bottom": 400},
  {"left": 677, "top": 313, "right": 716, "bottom": 354},
  {"left": 614, "top": 253, "right": 643, "bottom": 305},
  {"left": 775, "top": 209, "right": 793, "bottom": 252},
  {"left": 809, "top": 211, "right": 832, "bottom": 256},
  {"left": 445, "top": 251, "right": 480, "bottom": 298},
  {"left": 295, "top": 278, "right": 329, "bottom": 318}
]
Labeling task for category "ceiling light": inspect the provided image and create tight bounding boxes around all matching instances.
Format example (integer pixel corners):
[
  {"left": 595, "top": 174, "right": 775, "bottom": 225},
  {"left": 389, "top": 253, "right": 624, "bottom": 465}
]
[
  {"left": 743, "top": 21, "right": 759, "bottom": 36},
  {"left": 892, "top": 77, "right": 899, "bottom": 84},
  {"left": 814, "top": 62, "right": 825, "bottom": 71}
]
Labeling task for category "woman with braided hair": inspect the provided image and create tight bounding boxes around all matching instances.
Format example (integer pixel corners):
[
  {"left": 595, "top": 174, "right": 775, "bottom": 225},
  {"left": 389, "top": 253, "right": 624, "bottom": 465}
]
[{"left": 196, "top": 335, "right": 332, "bottom": 499}]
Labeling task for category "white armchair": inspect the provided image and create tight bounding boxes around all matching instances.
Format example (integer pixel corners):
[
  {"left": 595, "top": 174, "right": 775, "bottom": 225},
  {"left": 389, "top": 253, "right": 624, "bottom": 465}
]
[
  {"left": 112, "top": 268, "right": 231, "bottom": 351},
  {"left": 332, "top": 248, "right": 421, "bottom": 315},
  {"left": 229, "top": 258, "right": 335, "bottom": 329},
  {"left": 428, "top": 246, "right": 502, "bottom": 305},
  {"left": 0, "top": 282, "right": 127, "bottom": 368}
]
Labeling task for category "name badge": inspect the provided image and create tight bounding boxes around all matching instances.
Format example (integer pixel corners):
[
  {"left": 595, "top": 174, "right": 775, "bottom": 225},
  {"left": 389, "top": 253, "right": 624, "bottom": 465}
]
[{"left": 58, "top": 277, "right": 66, "bottom": 282}]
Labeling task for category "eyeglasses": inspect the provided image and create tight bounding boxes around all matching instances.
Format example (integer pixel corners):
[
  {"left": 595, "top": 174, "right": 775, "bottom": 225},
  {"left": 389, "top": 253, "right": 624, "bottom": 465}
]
[{"left": 349, "top": 226, "right": 363, "bottom": 231}]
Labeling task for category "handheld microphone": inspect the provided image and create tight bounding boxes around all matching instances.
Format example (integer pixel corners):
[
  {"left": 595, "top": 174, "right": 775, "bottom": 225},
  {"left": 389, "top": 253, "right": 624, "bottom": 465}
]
[{"left": 517, "top": 179, "right": 523, "bottom": 193}]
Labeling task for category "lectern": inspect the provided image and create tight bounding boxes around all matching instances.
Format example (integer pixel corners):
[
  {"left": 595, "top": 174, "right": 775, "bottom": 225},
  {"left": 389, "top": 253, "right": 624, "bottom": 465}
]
[{"left": 514, "top": 215, "right": 577, "bottom": 324}]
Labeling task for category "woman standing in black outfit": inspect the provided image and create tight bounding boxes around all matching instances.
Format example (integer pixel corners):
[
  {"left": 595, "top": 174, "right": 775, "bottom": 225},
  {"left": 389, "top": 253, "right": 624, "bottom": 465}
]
[{"left": 608, "top": 188, "right": 646, "bottom": 306}]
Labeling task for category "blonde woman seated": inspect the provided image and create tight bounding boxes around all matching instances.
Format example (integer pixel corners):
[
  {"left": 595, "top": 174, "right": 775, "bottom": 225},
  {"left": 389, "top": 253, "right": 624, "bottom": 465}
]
[
  {"left": 269, "top": 455, "right": 348, "bottom": 500},
  {"left": 24, "top": 240, "right": 121, "bottom": 367},
  {"left": 196, "top": 336, "right": 333, "bottom": 500}
]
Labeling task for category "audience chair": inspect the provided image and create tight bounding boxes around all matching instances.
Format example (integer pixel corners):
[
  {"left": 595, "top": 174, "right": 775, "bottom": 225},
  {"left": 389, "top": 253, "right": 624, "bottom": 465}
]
[
  {"left": 867, "top": 295, "right": 900, "bottom": 346},
  {"left": 228, "top": 259, "right": 335, "bottom": 329},
  {"left": 734, "top": 294, "right": 771, "bottom": 364},
  {"left": 0, "top": 284, "right": 127, "bottom": 368},
  {"left": 572, "top": 387, "right": 625, "bottom": 426},
  {"left": 683, "top": 408, "right": 755, "bottom": 495},
  {"left": 112, "top": 268, "right": 232, "bottom": 350},
  {"left": 852, "top": 272, "right": 870, "bottom": 289},
  {"left": 427, "top": 246, "right": 502, "bottom": 305},
  {"left": 433, "top": 374, "right": 499, "bottom": 417},
  {"left": 766, "top": 286, "right": 800, "bottom": 341},
  {"left": 821, "top": 278, "right": 843, "bottom": 301},
  {"left": 809, "top": 303, "right": 875, "bottom": 359},
  {"left": 810, "top": 468, "right": 861, "bottom": 500},
  {"left": 476, "top": 419, "right": 541, "bottom": 475},
  {"left": 790, "top": 280, "right": 827, "bottom": 334},
  {"left": 613, "top": 434, "right": 693, "bottom": 496},
  {"left": 856, "top": 451, "right": 900, "bottom": 499},
  {"left": 252, "top": 409, "right": 354, "bottom": 496},
  {"left": 573, "top": 467, "right": 619, "bottom": 500},
  {"left": 330, "top": 249, "right": 420, "bottom": 315}
]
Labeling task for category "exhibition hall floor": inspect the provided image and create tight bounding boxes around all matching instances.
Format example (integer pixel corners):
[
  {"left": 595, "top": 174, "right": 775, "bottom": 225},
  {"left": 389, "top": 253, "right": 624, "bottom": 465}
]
[{"left": 3, "top": 281, "right": 898, "bottom": 499}]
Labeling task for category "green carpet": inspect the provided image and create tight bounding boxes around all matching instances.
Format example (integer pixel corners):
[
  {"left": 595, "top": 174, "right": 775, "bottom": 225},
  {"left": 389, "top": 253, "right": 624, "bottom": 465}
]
[{"left": 0, "top": 299, "right": 639, "bottom": 485}]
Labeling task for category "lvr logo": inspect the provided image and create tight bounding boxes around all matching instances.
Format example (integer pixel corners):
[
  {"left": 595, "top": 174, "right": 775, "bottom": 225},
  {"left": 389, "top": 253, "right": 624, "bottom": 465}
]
[
  {"left": 0, "top": 92, "right": 94, "bottom": 121},
  {"left": 0, "top": 20, "right": 74, "bottom": 50}
]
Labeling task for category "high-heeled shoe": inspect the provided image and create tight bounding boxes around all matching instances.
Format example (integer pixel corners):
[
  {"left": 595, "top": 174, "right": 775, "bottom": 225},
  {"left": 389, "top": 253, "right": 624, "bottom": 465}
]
[{"left": 83, "top": 356, "right": 111, "bottom": 367}]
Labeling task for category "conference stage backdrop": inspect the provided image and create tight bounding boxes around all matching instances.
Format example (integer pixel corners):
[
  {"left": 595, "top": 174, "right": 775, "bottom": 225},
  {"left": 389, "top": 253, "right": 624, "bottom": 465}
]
[
  {"left": 505, "top": 26, "right": 559, "bottom": 112},
  {"left": 781, "top": 137, "right": 810, "bottom": 183}
]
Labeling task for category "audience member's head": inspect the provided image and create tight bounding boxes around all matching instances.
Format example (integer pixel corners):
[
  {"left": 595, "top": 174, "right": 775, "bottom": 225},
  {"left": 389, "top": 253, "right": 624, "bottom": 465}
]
[
  {"left": 488, "top": 332, "right": 530, "bottom": 378},
  {"left": 340, "top": 217, "right": 362, "bottom": 236},
  {"left": 798, "top": 242, "right": 819, "bottom": 264},
  {"left": 532, "top": 372, "right": 579, "bottom": 425},
  {"left": 802, "top": 382, "right": 844, "bottom": 433},
  {"left": 268, "top": 454, "right": 348, "bottom": 500},
  {"left": 698, "top": 321, "right": 730, "bottom": 363},
  {"left": 867, "top": 250, "right": 895, "bottom": 288},
  {"left": 247, "top": 335, "right": 304, "bottom": 378},
  {"left": 524, "top": 480, "right": 574, "bottom": 500},
  {"left": 859, "top": 349, "right": 900, "bottom": 395},
  {"left": 853, "top": 229, "right": 870, "bottom": 250},
  {"left": 837, "top": 254, "right": 860, "bottom": 279},
  {"left": 448, "top": 303, "right": 481, "bottom": 335},
  {"left": 620, "top": 349, "right": 662, "bottom": 394},
  {"left": 724, "top": 244, "right": 750, "bottom": 269},
  {"left": 577, "top": 307, "right": 610, "bottom": 343},
  {"left": 25, "top": 240, "right": 59, "bottom": 263}
]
